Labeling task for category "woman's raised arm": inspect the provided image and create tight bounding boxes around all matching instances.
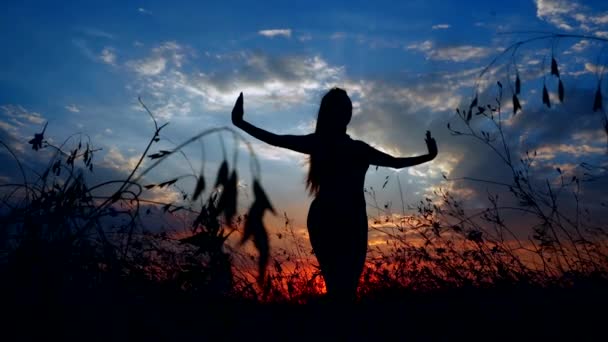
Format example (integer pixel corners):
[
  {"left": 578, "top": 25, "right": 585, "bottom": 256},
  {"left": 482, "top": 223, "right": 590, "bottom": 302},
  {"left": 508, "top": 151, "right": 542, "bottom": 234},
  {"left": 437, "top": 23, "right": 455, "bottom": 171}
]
[
  {"left": 365, "top": 131, "right": 438, "bottom": 168},
  {"left": 231, "top": 92, "right": 313, "bottom": 154}
]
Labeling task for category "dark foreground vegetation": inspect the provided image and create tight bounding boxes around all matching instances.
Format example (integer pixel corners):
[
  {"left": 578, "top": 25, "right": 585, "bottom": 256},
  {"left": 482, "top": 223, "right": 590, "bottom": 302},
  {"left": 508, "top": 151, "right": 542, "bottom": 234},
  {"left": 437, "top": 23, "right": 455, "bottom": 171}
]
[
  {"left": 3, "top": 277, "right": 607, "bottom": 341},
  {"left": 1, "top": 108, "right": 606, "bottom": 340}
]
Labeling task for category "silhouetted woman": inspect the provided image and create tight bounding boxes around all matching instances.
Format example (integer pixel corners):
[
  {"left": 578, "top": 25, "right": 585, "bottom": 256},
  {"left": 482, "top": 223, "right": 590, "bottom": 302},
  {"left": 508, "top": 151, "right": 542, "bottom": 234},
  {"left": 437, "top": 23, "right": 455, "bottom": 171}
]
[{"left": 232, "top": 88, "right": 438, "bottom": 302}]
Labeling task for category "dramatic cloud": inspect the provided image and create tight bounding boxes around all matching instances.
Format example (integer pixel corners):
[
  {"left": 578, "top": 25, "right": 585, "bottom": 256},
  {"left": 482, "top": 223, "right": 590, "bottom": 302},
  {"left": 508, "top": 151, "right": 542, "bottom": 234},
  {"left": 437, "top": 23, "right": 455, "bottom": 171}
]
[
  {"left": 128, "top": 44, "right": 344, "bottom": 118},
  {"left": 189, "top": 53, "right": 343, "bottom": 109},
  {"left": 258, "top": 29, "right": 292, "bottom": 38},
  {"left": 406, "top": 40, "right": 492, "bottom": 62}
]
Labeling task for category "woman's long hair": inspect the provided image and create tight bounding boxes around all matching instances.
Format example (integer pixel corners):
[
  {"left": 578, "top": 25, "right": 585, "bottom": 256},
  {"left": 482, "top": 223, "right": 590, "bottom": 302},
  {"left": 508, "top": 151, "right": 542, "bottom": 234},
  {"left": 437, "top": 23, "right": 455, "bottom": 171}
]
[{"left": 306, "top": 88, "right": 353, "bottom": 195}]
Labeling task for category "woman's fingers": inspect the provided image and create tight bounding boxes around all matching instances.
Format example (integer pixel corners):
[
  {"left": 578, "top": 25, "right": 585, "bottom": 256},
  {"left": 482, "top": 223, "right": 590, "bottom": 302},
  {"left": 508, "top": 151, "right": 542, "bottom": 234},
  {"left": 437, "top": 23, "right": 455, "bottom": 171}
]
[
  {"left": 234, "top": 92, "right": 243, "bottom": 110},
  {"left": 232, "top": 92, "right": 244, "bottom": 124},
  {"left": 424, "top": 131, "right": 438, "bottom": 157}
]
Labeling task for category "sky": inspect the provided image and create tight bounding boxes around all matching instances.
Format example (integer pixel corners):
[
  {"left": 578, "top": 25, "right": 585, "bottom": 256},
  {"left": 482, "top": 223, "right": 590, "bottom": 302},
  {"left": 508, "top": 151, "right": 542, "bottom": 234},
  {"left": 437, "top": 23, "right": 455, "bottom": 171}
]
[{"left": 1, "top": 0, "right": 608, "bottom": 245}]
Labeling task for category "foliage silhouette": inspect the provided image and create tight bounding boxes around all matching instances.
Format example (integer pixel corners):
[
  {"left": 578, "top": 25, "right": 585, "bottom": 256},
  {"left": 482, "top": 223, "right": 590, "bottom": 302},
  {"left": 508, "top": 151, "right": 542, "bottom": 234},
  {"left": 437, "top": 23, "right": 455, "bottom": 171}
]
[
  {"left": 0, "top": 98, "right": 274, "bottom": 306},
  {"left": 474, "top": 32, "right": 608, "bottom": 139}
]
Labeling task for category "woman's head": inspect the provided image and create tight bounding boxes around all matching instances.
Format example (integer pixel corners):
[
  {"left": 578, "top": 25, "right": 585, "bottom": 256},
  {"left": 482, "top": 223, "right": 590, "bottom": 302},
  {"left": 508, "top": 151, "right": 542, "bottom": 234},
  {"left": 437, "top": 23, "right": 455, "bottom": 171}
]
[
  {"left": 314, "top": 87, "right": 352, "bottom": 136},
  {"left": 307, "top": 88, "right": 352, "bottom": 195}
]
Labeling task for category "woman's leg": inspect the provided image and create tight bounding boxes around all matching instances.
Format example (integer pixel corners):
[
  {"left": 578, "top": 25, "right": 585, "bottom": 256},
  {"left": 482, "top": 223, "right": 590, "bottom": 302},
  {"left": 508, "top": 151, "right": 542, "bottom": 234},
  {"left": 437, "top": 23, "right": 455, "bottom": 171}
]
[
  {"left": 307, "top": 200, "right": 368, "bottom": 302},
  {"left": 331, "top": 218, "right": 367, "bottom": 302}
]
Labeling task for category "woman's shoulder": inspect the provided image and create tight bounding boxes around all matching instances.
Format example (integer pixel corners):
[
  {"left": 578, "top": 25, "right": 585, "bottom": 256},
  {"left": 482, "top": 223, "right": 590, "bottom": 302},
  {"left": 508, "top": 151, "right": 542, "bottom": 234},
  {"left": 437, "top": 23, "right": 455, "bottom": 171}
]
[{"left": 348, "top": 137, "right": 371, "bottom": 150}]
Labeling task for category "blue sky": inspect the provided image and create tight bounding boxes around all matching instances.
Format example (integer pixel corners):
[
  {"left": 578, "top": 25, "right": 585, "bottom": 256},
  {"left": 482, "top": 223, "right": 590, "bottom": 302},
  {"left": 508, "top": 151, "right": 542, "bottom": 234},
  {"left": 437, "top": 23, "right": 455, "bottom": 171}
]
[{"left": 1, "top": 0, "right": 608, "bottom": 242}]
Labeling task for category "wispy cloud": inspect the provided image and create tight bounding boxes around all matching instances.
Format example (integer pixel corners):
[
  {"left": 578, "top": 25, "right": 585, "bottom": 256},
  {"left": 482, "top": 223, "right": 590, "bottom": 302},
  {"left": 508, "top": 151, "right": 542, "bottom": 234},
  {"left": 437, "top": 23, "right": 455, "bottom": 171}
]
[
  {"left": 330, "top": 32, "right": 346, "bottom": 40},
  {"left": 128, "top": 57, "right": 167, "bottom": 76},
  {"left": 127, "top": 41, "right": 187, "bottom": 76},
  {"left": 406, "top": 40, "right": 492, "bottom": 62},
  {"left": 568, "top": 62, "right": 604, "bottom": 77},
  {"left": 534, "top": 0, "right": 608, "bottom": 31},
  {"left": 74, "top": 40, "right": 119, "bottom": 66},
  {"left": 80, "top": 27, "right": 114, "bottom": 39},
  {"left": 65, "top": 104, "right": 81, "bottom": 113},
  {"left": 99, "top": 47, "right": 117, "bottom": 65},
  {"left": 432, "top": 24, "right": 450, "bottom": 30},
  {"left": 0, "top": 105, "right": 46, "bottom": 151},
  {"left": 535, "top": 0, "right": 579, "bottom": 30},
  {"left": 138, "top": 7, "right": 152, "bottom": 15},
  {"left": 570, "top": 39, "right": 590, "bottom": 52},
  {"left": 596, "top": 31, "right": 608, "bottom": 38},
  {"left": 258, "top": 29, "right": 292, "bottom": 38},
  {"left": 1, "top": 105, "right": 45, "bottom": 125},
  {"left": 298, "top": 33, "right": 312, "bottom": 42}
]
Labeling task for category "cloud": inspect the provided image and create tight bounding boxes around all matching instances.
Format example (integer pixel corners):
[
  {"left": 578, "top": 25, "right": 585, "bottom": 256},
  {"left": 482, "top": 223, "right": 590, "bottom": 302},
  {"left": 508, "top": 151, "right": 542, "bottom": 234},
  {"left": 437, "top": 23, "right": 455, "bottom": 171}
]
[
  {"left": 596, "top": 31, "right": 608, "bottom": 38},
  {"left": 1, "top": 105, "right": 45, "bottom": 125},
  {"left": 195, "top": 53, "right": 343, "bottom": 108},
  {"left": 535, "top": 0, "right": 579, "bottom": 30},
  {"left": 99, "top": 47, "right": 117, "bottom": 65},
  {"left": 118, "top": 41, "right": 607, "bottom": 224},
  {"left": 447, "top": 85, "right": 606, "bottom": 207},
  {"left": 80, "top": 28, "right": 114, "bottom": 39},
  {"left": 127, "top": 41, "right": 187, "bottom": 76},
  {"left": 103, "top": 146, "right": 140, "bottom": 173},
  {"left": 568, "top": 62, "right": 603, "bottom": 77},
  {"left": 406, "top": 40, "right": 492, "bottom": 62},
  {"left": 569, "top": 39, "right": 590, "bottom": 52},
  {"left": 534, "top": 0, "right": 608, "bottom": 31},
  {"left": 138, "top": 7, "right": 151, "bottom": 15},
  {"left": 0, "top": 105, "right": 47, "bottom": 153},
  {"left": 128, "top": 49, "right": 344, "bottom": 117},
  {"left": 258, "top": 29, "right": 292, "bottom": 38},
  {"left": 432, "top": 24, "right": 450, "bottom": 30},
  {"left": 65, "top": 104, "right": 81, "bottom": 113},
  {"left": 339, "top": 59, "right": 608, "bottom": 220},
  {"left": 298, "top": 33, "right": 312, "bottom": 42},
  {"left": 534, "top": 143, "right": 605, "bottom": 160},
  {"left": 128, "top": 57, "right": 167, "bottom": 76},
  {"left": 330, "top": 32, "right": 346, "bottom": 40}
]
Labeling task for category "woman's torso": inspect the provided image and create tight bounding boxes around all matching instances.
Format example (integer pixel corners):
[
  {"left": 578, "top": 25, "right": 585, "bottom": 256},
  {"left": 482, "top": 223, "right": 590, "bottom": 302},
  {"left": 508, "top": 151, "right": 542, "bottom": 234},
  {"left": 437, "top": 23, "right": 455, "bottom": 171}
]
[{"left": 309, "top": 135, "right": 369, "bottom": 218}]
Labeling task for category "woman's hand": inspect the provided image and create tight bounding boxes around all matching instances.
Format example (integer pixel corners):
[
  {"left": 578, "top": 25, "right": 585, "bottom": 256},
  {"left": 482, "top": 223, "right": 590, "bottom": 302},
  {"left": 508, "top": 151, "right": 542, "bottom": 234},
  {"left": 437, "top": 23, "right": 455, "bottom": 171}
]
[
  {"left": 232, "top": 92, "right": 244, "bottom": 126},
  {"left": 425, "top": 130, "right": 438, "bottom": 159}
]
